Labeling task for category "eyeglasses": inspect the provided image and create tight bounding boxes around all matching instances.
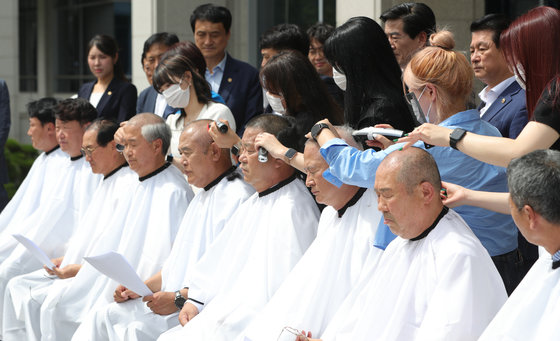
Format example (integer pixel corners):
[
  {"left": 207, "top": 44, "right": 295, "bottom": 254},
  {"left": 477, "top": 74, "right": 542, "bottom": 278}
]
[{"left": 81, "top": 145, "right": 100, "bottom": 157}]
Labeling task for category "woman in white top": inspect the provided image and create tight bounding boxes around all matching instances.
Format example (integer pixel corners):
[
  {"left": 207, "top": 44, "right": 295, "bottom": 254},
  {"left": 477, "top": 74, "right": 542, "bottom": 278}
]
[{"left": 152, "top": 41, "right": 235, "bottom": 157}]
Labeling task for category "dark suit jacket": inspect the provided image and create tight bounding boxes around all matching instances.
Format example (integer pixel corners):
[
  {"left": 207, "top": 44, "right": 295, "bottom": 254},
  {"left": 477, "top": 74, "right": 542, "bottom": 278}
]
[
  {"left": 0, "top": 80, "right": 10, "bottom": 185},
  {"left": 136, "top": 86, "right": 177, "bottom": 119},
  {"left": 78, "top": 78, "right": 137, "bottom": 122},
  {"left": 479, "top": 81, "right": 528, "bottom": 138},
  {"left": 218, "top": 54, "right": 263, "bottom": 135}
]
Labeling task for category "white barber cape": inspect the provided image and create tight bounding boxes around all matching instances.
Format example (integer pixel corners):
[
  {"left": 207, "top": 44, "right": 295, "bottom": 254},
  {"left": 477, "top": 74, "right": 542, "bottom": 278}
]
[
  {"left": 0, "top": 147, "right": 67, "bottom": 239},
  {"left": 321, "top": 208, "right": 507, "bottom": 341},
  {"left": 39, "top": 163, "right": 194, "bottom": 341},
  {"left": 2, "top": 165, "right": 137, "bottom": 341},
  {"left": 0, "top": 155, "right": 101, "bottom": 337},
  {"left": 479, "top": 255, "right": 560, "bottom": 340},
  {"left": 241, "top": 188, "right": 383, "bottom": 341},
  {"left": 158, "top": 175, "right": 320, "bottom": 341},
  {"left": 73, "top": 167, "right": 254, "bottom": 341}
]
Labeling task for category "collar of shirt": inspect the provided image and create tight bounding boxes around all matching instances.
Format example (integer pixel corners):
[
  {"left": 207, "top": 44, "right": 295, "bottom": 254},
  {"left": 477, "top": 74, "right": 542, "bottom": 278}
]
[
  {"left": 439, "top": 109, "right": 480, "bottom": 127},
  {"left": 478, "top": 76, "right": 516, "bottom": 116},
  {"left": 552, "top": 249, "right": 560, "bottom": 262},
  {"left": 205, "top": 54, "right": 228, "bottom": 93}
]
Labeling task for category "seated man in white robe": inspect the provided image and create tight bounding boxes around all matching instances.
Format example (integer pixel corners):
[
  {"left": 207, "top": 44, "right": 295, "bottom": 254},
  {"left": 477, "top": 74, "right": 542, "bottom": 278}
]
[
  {"left": 0, "top": 98, "right": 65, "bottom": 238},
  {"left": 72, "top": 119, "right": 254, "bottom": 340},
  {"left": 241, "top": 133, "right": 384, "bottom": 341},
  {"left": 479, "top": 149, "right": 560, "bottom": 340},
  {"left": 158, "top": 114, "right": 320, "bottom": 341},
  {"left": 38, "top": 113, "right": 194, "bottom": 341},
  {"left": 0, "top": 98, "right": 102, "bottom": 337},
  {"left": 2, "top": 119, "right": 137, "bottom": 340},
  {"left": 309, "top": 147, "right": 507, "bottom": 341}
]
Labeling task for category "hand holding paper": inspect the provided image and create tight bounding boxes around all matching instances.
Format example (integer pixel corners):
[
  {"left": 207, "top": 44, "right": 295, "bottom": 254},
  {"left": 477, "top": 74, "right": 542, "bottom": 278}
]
[
  {"left": 83, "top": 251, "right": 152, "bottom": 297},
  {"left": 12, "top": 234, "right": 56, "bottom": 269}
]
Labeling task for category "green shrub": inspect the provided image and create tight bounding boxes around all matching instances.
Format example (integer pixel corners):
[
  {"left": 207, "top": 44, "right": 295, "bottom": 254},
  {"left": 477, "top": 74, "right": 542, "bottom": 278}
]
[{"left": 4, "top": 138, "right": 39, "bottom": 198}]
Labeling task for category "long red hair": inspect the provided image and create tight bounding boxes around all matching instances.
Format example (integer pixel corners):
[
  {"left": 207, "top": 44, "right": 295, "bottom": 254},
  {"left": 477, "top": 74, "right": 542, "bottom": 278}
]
[{"left": 501, "top": 6, "right": 560, "bottom": 117}]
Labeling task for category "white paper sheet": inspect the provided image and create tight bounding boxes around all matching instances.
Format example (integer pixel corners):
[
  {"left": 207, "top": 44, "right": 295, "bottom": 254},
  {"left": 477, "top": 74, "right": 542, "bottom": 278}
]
[
  {"left": 12, "top": 234, "right": 57, "bottom": 269},
  {"left": 83, "top": 251, "right": 152, "bottom": 296}
]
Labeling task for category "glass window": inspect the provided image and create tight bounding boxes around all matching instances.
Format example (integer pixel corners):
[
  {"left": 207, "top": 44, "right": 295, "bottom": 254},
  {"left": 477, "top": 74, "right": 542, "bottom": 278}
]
[
  {"left": 19, "top": 0, "right": 38, "bottom": 92},
  {"left": 53, "top": 0, "right": 131, "bottom": 92}
]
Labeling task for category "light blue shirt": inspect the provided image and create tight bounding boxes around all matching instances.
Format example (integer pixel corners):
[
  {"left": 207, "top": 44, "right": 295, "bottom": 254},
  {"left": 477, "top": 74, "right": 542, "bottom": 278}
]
[
  {"left": 320, "top": 109, "right": 518, "bottom": 256},
  {"left": 205, "top": 54, "right": 227, "bottom": 94}
]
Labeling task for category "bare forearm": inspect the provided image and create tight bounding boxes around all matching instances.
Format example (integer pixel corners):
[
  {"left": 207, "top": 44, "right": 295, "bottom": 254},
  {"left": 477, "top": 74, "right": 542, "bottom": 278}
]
[{"left": 462, "top": 190, "right": 510, "bottom": 215}]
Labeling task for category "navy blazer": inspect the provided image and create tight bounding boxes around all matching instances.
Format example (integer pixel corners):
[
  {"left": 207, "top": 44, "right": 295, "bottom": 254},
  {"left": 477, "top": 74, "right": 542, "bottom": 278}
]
[
  {"left": 479, "top": 81, "right": 528, "bottom": 138},
  {"left": 78, "top": 78, "right": 137, "bottom": 122},
  {"left": 136, "top": 86, "right": 177, "bottom": 119},
  {"left": 218, "top": 54, "right": 263, "bottom": 135},
  {"left": 0, "top": 80, "right": 10, "bottom": 185}
]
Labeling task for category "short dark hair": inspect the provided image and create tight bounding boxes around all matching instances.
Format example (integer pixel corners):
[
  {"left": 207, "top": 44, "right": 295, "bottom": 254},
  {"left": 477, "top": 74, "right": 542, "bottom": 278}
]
[
  {"left": 259, "top": 23, "right": 310, "bottom": 56},
  {"left": 380, "top": 2, "right": 436, "bottom": 39},
  {"left": 508, "top": 149, "right": 560, "bottom": 224},
  {"left": 86, "top": 119, "right": 120, "bottom": 147},
  {"left": 152, "top": 41, "right": 211, "bottom": 104},
  {"left": 27, "top": 97, "right": 58, "bottom": 125},
  {"left": 470, "top": 14, "right": 511, "bottom": 48},
  {"left": 55, "top": 98, "right": 98, "bottom": 125},
  {"left": 307, "top": 22, "right": 335, "bottom": 45},
  {"left": 141, "top": 32, "right": 179, "bottom": 66},
  {"left": 246, "top": 114, "right": 299, "bottom": 151},
  {"left": 190, "top": 3, "right": 232, "bottom": 33}
]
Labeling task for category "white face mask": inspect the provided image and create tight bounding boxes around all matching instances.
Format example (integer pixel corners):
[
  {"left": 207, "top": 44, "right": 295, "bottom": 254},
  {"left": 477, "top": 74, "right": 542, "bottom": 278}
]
[
  {"left": 163, "top": 82, "right": 190, "bottom": 108},
  {"left": 332, "top": 67, "right": 347, "bottom": 91},
  {"left": 514, "top": 63, "right": 526, "bottom": 90},
  {"left": 266, "top": 92, "right": 286, "bottom": 114}
]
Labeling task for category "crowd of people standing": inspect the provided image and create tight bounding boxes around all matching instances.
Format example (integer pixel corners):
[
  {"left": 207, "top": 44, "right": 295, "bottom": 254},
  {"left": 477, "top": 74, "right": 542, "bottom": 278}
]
[{"left": 0, "top": 2, "right": 558, "bottom": 340}]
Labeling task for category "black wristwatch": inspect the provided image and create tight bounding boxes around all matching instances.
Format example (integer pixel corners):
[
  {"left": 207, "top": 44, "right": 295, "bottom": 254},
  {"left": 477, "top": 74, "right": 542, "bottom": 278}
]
[
  {"left": 311, "top": 123, "right": 330, "bottom": 141},
  {"left": 449, "top": 128, "right": 467, "bottom": 150},
  {"left": 284, "top": 148, "right": 297, "bottom": 162},
  {"left": 174, "top": 290, "right": 187, "bottom": 309}
]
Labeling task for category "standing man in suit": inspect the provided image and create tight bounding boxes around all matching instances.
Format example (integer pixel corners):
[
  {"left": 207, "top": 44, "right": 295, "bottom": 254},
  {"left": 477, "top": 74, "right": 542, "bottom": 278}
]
[
  {"left": 136, "top": 33, "right": 180, "bottom": 119},
  {"left": 470, "top": 14, "right": 528, "bottom": 138},
  {"left": 190, "top": 3, "right": 263, "bottom": 135},
  {"left": 0, "top": 80, "right": 11, "bottom": 211},
  {"left": 470, "top": 13, "right": 535, "bottom": 274}
]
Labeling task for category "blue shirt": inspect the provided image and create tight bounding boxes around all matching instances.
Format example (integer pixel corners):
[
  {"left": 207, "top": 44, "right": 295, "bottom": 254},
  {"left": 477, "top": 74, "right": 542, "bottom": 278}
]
[
  {"left": 320, "top": 109, "right": 518, "bottom": 256},
  {"left": 205, "top": 54, "right": 227, "bottom": 94}
]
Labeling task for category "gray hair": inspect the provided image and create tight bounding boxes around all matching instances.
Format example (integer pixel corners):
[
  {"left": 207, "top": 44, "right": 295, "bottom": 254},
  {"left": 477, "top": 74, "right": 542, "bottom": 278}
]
[
  {"left": 141, "top": 122, "right": 171, "bottom": 156},
  {"left": 507, "top": 149, "right": 560, "bottom": 224}
]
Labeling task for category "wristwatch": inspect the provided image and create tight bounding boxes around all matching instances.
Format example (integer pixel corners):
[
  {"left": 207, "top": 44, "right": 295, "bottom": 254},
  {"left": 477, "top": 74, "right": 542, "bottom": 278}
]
[
  {"left": 449, "top": 128, "right": 467, "bottom": 150},
  {"left": 174, "top": 290, "right": 187, "bottom": 309},
  {"left": 311, "top": 123, "right": 330, "bottom": 141},
  {"left": 284, "top": 148, "right": 297, "bottom": 163}
]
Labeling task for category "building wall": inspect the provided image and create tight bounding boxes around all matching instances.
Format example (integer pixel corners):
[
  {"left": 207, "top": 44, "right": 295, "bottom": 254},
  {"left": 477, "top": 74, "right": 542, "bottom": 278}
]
[{"left": 8, "top": 0, "right": 488, "bottom": 144}]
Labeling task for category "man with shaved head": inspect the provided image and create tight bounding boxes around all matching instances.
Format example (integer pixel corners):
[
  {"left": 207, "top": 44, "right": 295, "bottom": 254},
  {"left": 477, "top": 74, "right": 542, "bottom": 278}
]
[
  {"left": 73, "top": 119, "right": 254, "bottom": 340},
  {"left": 316, "top": 148, "right": 506, "bottom": 341},
  {"left": 158, "top": 114, "right": 319, "bottom": 341},
  {"left": 38, "top": 113, "right": 194, "bottom": 340},
  {"left": 242, "top": 133, "right": 383, "bottom": 340}
]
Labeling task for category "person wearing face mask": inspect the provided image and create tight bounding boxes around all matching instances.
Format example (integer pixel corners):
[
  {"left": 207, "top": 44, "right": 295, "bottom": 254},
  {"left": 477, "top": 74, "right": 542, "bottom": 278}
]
[
  {"left": 152, "top": 41, "right": 235, "bottom": 161},
  {"left": 323, "top": 17, "right": 417, "bottom": 132},
  {"left": 400, "top": 6, "right": 560, "bottom": 166},
  {"left": 207, "top": 51, "right": 342, "bottom": 175},
  {"left": 255, "top": 50, "right": 343, "bottom": 170},
  {"left": 311, "top": 29, "right": 525, "bottom": 294}
]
